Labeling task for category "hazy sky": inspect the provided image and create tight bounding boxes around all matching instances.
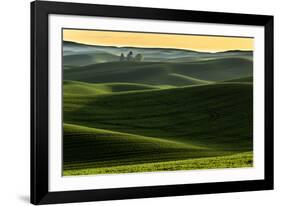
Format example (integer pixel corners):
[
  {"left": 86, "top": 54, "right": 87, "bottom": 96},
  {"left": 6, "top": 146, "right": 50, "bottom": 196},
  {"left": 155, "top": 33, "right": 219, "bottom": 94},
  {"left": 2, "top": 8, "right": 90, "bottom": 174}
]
[{"left": 63, "top": 29, "right": 254, "bottom": 52}]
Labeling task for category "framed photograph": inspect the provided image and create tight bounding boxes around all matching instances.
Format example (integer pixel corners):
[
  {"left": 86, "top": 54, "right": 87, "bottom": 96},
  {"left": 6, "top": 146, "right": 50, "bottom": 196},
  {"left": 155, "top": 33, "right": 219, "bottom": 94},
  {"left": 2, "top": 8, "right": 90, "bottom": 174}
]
[{"left": 31, "top": 0, "right": 274, "bottom": 204}]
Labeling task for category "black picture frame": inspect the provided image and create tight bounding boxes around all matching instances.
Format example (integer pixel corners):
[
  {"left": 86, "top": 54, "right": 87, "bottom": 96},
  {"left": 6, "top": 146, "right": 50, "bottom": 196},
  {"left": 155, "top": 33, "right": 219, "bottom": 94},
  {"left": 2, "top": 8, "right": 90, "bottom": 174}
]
[{"left": 31, "top": 0, "right": 274, "bottom": 204}]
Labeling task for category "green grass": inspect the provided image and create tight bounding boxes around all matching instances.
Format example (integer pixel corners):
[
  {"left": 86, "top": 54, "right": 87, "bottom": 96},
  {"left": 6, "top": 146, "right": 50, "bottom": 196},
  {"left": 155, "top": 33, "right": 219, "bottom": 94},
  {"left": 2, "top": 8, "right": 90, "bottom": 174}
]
[
  {"left": 63, "top": 52, "right": 119, "bottom": 66},
  {"left": 63, "top": 82, "right": 253, "bottom": 174},
  {"left": 64, "top": 80, "right": 111, "bottom": 95},
  {"left": 224, "top": 76, "right": 253, "bottom": 83},
  {"left": 63, "top": 123, "right": 225, "bottom": 171},
  {"left": 168, "top": 73, "right": 213, "bottom": 84},
  {"left": 64, "top": 58, "right": 252, "bottom": 86},
  {"left": 63, "top": 80, "right": 165, "bottom": 95},
  {"left": 62, "top": 45, "right": 253, "bottom": 176},
  {"left": 64, "top": 152, "right": 253, "bottom": 176},
  {"left": 64, "top": 83, "right": 253, "bottom": 149}
]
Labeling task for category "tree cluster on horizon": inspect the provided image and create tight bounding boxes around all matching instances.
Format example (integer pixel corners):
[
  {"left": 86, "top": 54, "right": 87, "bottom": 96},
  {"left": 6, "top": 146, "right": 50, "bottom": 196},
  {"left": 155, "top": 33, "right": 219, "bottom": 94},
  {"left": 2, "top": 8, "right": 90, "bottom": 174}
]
[{"left": 120, "top": 51, "right": 143, "bottom": 62}]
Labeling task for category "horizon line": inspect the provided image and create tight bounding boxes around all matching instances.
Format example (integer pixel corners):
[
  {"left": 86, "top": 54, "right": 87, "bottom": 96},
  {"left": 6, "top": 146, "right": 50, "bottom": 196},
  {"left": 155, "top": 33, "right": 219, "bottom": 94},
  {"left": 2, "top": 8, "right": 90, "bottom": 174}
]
[{"left": 63, "top": 40, "right": 254, "bottom": 53}]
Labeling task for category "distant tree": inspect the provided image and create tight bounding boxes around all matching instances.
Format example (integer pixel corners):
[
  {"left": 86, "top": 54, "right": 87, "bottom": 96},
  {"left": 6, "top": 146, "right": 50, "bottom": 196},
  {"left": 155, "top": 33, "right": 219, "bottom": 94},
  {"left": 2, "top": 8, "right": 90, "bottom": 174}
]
[
  {"left": 134, "top": 53, "right": 143, "bottom": 62},
  {"left": 126, "top": 51, "right": 134, "bottom": 61},
  {"left": 119, "top": 53, "right": 125, "bottom": 61}
]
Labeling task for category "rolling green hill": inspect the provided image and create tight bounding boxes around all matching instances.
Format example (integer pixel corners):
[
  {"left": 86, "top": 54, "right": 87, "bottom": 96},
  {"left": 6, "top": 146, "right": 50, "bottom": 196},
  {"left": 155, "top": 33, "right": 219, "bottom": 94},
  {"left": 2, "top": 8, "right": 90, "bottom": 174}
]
[
  {"left": 64, "top": 58, "right": 252, "bottom": 86},
  {"left": 63, "top": 53, "right": 119, "bottom": 67},
  {"left": 64, "top": 80, "right": 111, "bottom": 95},
  {"left": 64, "top": 123, "right": 219, "bottom": 170},
  {"left": 64, "top": 152, "right": 253, "bottom": 175},
  {"left": 63, "top": 82, "right": 253, "bottom": 174},
  {"left": 64, "top": 123, "right": 251, "bottom": 174},
  {"left": 64, "top": 80, "right": 168, "bottom": 95},
  {"left": 63, "top": 41, "right": 253, "bottom": 175},
  {"left": 224, "top": 76, "right": 253, "bottom": 83},
  {"left": 64, "top": 83, "right": 253, "bottom": 149}
]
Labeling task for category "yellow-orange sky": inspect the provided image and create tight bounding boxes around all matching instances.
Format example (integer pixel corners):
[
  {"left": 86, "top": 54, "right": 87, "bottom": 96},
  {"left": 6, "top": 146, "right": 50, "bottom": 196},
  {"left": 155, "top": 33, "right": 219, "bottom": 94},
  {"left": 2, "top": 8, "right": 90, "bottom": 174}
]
[{"left": 63, "top": 29, "right": 253, "bottom": 52}]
